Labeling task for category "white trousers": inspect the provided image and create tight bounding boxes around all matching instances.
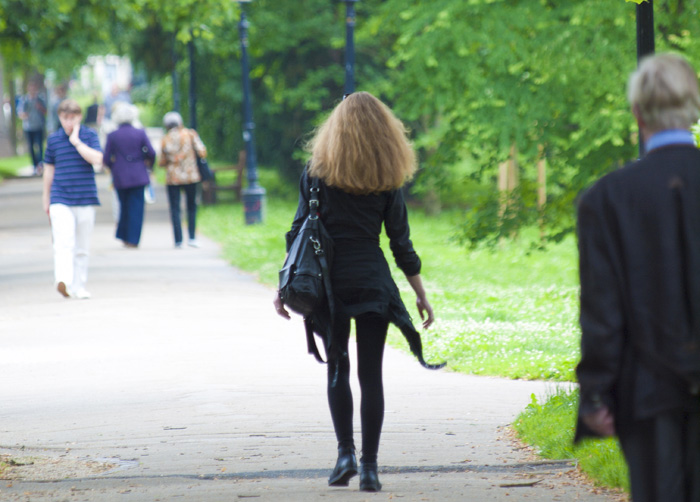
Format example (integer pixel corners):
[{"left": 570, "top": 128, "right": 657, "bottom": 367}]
[{"left": 49, "top": 204, "right": 96, "bottom": 293}]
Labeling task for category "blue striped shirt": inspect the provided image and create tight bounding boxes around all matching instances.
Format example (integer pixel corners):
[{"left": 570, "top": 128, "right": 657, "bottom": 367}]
[{"left": 44, "top": 127, "right": 101, "bottom": 206}]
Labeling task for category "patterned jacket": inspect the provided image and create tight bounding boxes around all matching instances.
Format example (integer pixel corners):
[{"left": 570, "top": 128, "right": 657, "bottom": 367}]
[{"left": 159, "top": 126, "right": 207, "bottom": 185}]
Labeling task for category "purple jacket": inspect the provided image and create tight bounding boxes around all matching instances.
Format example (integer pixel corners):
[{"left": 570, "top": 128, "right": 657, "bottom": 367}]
[{"left": 103, "top": 124, "right": 157, "bottom": 189}]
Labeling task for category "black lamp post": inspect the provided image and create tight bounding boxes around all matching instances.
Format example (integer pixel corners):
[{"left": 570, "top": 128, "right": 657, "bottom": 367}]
[
  {"left": 236, "top": 0, "right": 266, "bottom": 224},
  {"left": 636, "top": 0, "right": 654, "bottom": 155},
  {"left": 188, "top": 34, "right": 197, "bottom": 130},
  {"left": 172, "top": 33, "right": 181, "bottom": 113},
  {"left": 343, "top": 0, "right": 358, "bottom": 95}
]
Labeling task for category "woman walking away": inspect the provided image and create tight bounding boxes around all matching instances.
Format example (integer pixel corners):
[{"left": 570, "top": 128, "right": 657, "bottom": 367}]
[
  {"left": 159, "top": 111, "right": 207, "bottom": 248},
  {"left": 274, "top": 92, "right": 443, "bottom": 492},
  {"left": 102, "top": 103, "right": 156, "bottom": 248}
]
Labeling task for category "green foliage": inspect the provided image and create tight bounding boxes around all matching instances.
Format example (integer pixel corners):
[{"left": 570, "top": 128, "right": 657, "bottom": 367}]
[
  {"left": 368, "top": 0, "right": 640, "bottom": 245},
  {"left": 514, "top": 390, "right": 629, "bottom": 492},
  {"left": 0, "top": 0, "right": 148, "bottom": 75}
]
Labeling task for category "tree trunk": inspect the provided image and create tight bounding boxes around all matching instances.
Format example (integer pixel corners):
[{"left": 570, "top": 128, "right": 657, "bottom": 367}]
[
  {"left": 498, "top": 143, "right": 518, "bottom": 205},
  {"left": 498, "top": 143, "right": 519, "bottom": 192},
  {"left": 498, "top": 143, "right": 519, "bottom": 238},
  {"left": 537, "top": 144, "right": 547, "bottom": 239},
  {"left": 0, "top": 56, "right": 15, "bottom": 157}
]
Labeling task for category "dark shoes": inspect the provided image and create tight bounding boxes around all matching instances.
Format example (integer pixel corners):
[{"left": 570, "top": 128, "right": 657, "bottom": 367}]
[
  {"left": 359, "top": 461, "right": 382, "bottom": 492},
  {"left": 328, "top": 446, "right": 358, "bottom": 486},
  {"left": 328, "top": 446, "right": 381, "bottom": 492}
]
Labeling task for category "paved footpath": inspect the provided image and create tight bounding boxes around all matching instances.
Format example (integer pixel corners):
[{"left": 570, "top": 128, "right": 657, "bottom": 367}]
[{"left": 0, "top": 173, "right": 619, "bottom": 501}]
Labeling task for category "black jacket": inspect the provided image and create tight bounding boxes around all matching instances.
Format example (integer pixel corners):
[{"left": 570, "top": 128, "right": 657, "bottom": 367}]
[
  {"left": 286, "top": 170, "right": 443, "bottom": 369},
  {"left": 576, "top": 144, "right": 700, "bottom": 441}
]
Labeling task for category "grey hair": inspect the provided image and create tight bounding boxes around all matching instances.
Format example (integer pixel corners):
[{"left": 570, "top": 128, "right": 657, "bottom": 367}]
[
  {"left": 628, "top": 52, "right": 700, "bottom": 131},
  {"left": 163, "top": 111, "right": 183, "bottom": 130},
  {"left": 112, "top": 102, "right": 139, "bottom": 125}
]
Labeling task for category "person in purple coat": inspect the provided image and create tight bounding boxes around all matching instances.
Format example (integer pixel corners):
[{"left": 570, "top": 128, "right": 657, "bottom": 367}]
[{"left": 102, "top": 103, "right": 156, "bottom": 248}]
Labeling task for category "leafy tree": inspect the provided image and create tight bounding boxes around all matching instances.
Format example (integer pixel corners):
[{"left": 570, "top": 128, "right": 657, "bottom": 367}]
[
  {"left": 0, "top": 0, "right": 148, "bottom": 78},
  {"left": 365, "top": 0, "right": 700, "bottom": 246}
]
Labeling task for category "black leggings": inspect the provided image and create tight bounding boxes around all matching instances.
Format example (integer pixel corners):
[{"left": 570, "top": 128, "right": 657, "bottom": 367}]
[{"left": 327, "top": 313, "right": 388, "bottom": 464}]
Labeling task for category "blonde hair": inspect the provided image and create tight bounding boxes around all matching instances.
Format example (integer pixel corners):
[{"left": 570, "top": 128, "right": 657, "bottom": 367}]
[
  {"left": 628, "top": 52, "right": 700, "bottom": 131},
  {"left": 306, "top": 92, "right": 416, "bottom": 194}
]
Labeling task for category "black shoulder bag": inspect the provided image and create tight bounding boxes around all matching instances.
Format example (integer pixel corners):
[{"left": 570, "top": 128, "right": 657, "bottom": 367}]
[
  {"left": 191, "top": 132, "right": 213, "bottom": 182},
  {"left": 278, "top": 177, "right": 334, "bottom": 362}
]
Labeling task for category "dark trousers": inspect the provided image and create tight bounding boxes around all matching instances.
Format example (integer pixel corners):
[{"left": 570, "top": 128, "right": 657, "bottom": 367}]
[
  {"left": 619, "top": 410, "right": 700, "bottom": 502},
  {"left": 327, "top": 313, "right": 388, "bottom": 464},
  {"left": 116, "top": 186, "right": 146, "bottom": 246},
  {"left": 166, "top": 183, "right": 197, "bottom": 244},
  {"left": 25, "top": 129, "right": 44, "bottom": 169}
]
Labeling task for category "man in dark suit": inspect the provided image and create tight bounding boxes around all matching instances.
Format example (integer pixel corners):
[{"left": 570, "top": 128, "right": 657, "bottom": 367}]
[{"left": 576, "top": 52, "right": 700, "bottom": 502}]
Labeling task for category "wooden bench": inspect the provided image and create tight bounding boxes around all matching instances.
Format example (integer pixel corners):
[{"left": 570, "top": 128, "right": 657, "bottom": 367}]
[{"left": 201, "top": 151, "right": 246, "bottom": 205}]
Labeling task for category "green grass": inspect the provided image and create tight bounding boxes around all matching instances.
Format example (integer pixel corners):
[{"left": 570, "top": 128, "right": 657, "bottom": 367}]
[
  {"left": 196, "top": 167, "right": 628, "bottom": 493},
  {"left": 514, "top": 389, "right": 629, "bottom": 492},
  {"left": 0, "top": 155, "right": 32, "bottom": 179},
  {"left": 387, "top": 211, "right": 580, "bottom": 381}
]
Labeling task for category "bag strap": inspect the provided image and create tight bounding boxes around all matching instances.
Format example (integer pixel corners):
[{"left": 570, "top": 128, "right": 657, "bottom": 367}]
[
  {"left": 305, "top": 319, "right": 325, "bottom": 363},
  {"left": 304, "top": 176, "right": 335, "bottom": 363},
  {"left": 189, "top": 130, "right": 201, "bottom": 160},
  {"left": 309, "top": 178, "right": 335, "bottom": 310}
]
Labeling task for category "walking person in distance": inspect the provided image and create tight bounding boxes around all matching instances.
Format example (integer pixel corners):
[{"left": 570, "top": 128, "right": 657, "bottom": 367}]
[
  {"left": 102, "top": 103, "right": 156, "bottom": 248},
  {"left": 20, "top": 80, "right": 47, "bottom": 176},
  {"left": 159, "top": 111, "right": 207, "bottom": 249},
  {"left": 42, "top": 99, "right": 102, "bottom": 299}
]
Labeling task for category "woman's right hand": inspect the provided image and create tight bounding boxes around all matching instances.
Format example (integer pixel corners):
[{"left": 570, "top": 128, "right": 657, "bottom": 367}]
[
  {"left": 273, "top": 293, "right": 291, "bottom": 320},
  {"left": 416, "top": 295, "right": 434, "bottom": 329},
  {"left": 406, "top": 274, "right": 434, "bottom": 329}
]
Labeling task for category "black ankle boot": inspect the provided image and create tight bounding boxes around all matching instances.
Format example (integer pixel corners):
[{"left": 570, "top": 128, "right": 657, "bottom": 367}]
[
  {"left": 328, "top": 446, "right": 358, "bottom": 486},
  {"left": 359, "top": 461, "right": 382, "bottom": 492}
]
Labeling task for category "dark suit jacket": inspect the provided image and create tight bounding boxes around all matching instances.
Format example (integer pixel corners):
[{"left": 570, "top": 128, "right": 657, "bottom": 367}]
[
  {"left": 103, "top": 124, "right": 156, "bottom": 189},
  {"left": 575, "top": 144, "right": 700, "bottom": 441}
]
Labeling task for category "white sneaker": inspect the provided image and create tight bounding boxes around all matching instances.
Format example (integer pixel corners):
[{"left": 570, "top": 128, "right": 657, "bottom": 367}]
[
  {"left": 72, "top": 289, "right": 92, "bottom": 300},
  {"left": 188, "top": 239, "right": 200, "bottom": 248}
]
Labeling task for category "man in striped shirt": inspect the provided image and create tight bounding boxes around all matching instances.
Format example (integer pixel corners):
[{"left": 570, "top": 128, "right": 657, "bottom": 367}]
[{"left": 42, "top": 99, "right": 103, "bottom": 299}]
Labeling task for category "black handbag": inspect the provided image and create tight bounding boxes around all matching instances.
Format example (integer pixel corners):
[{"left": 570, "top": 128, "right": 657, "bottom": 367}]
[
  {"left": 191, "top": 134, "right": 213, "bottom": 182},
  {"left": 278, "top": 177, "right": 334, "bottom": 318}
]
